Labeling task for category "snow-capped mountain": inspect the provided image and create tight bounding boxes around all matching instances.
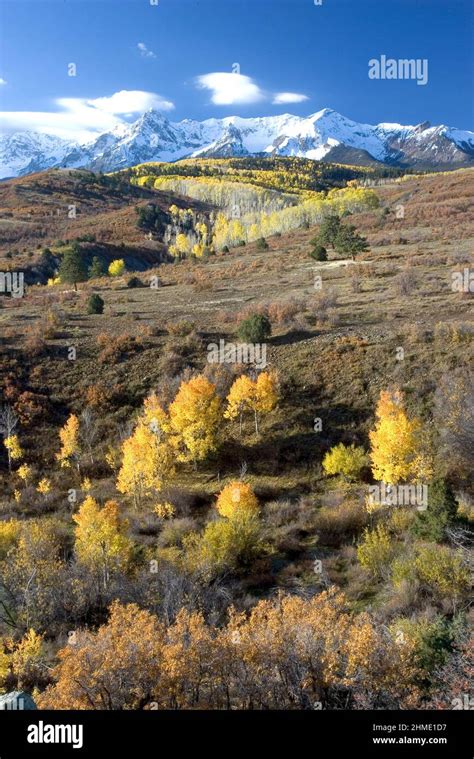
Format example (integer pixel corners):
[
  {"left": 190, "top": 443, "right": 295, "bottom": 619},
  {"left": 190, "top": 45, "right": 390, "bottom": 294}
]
[
  {"left": 1, "top": 108, "right": 473, "bottom": 178},
  {"left": 0, "top": 132, "right": 76, "bottom": 178}
]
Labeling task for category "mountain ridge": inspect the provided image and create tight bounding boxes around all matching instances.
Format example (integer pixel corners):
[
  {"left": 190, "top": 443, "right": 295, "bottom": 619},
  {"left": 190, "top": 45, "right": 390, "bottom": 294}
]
[{"left": 1, "top": 108, "right": 473, "bottom": 178}]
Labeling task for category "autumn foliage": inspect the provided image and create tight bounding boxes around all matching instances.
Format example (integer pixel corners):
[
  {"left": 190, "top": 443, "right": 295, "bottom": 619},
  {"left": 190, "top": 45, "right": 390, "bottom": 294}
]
[{"left": 38, "top": 589, "right": 420, "bottom": 710}]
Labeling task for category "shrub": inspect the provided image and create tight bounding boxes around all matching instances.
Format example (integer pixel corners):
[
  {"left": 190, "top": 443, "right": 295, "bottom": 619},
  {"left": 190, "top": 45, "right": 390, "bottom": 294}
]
[
  {"left": 314, "top": 500, "right": 368, "bottom": 547},
  {"left": 87, "top": 294, "right": 104, "bottom": 314},
  {"left": 237, "top": 313, "right": 271, "bottom": 343},
  {"left": 255, "top": 237, "right": 269, "bottom": 250},
  {"left": 215, "top": 481, "right": 259, "bottom": 520},
  {"left": 322, "top": 443, "right": 368, "bottom": 481},
  {"left": 392, "top": 544, "right": 470, "bottom": 606},
  {"left": 158, "top": 518, "right": 198, "bottom": 548},
  {"left": 390, "top": 616, "right": 452, "bottom": 678},
  {"left": 166, "top": 320, "right": 195, "bottom": 337},
  {"left": 127, "top": 276, "right": 144, "bottom": 288},
  {"left": 414, "top": 544, "right": 470, "bottom": 603},
  {"left": 310, "top": 244, "right": 328, "bottom": 261},
  {"left": 266, "top": 299, "right": 300, "bottom": 326},
  {"left": 97, "top": 332, "right": 142, "bottom": 363},
  {"left": 184, "top": 513, "right": 261, "bottom": 575},
  {"left": 357, "top": 524, "right": 397, "bottom": 579},
  {"left": 394, "top": 269, "right": 417, "bottom": 296}
]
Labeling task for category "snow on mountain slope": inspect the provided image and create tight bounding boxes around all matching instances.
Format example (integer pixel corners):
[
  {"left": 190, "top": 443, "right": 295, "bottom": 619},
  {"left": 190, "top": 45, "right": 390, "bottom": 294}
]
[
  {"left": 0, "top": 109, "right": 473, "bottom": 177},
  {"left": 0, "top": 131, "right": 75, "bottom": 179}
]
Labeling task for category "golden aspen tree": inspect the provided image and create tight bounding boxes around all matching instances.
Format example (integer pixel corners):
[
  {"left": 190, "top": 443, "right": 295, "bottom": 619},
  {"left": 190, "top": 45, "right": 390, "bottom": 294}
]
[
  {"left": 116, "top": 422, "right": 174, "bottom": 508},
  {"left": 323, "top": 443, "right": 368, "bottom": 481},
  {"left": 369, "top": 390, "right": 427, "bottom": 484},
  {"left": 0, "top": 645, "right": 9, "bottom": 687},
  {"left": 224, "top": 375, "right": 256, "bottom": 435},
  {"left": 17, "top": 463, "right": 32, "bottom": 486},
  {"left": 175, "top": 233, "right": 190, "bottom": 257},
  {"left": 253, "top": 371, "right": 279, "bottom": 434},
  {"left": 108, "top": 259, "right": 125, "bottom": 277},
  {"left": 4, "top": 435, "right": 23, "bottom": 472},
  {"left": 169, "top": 376, "right": 221, "bottom": 465},
  {"left": 142, "top": 393, "right": 170, "bottom": 437},
  {"left": 56, "top": 414, "right": 80, "bottom": 470},
  {"left": 36, "top": 477, "right": 51, "bottom": 496},
  {"left": 224, "top": 372, "right": 278, "bottom": 435},
  {"left": 0, "top": 518, "right": 21, "bottom": 559},
  {"left": 73, "top": 497, "right": 132, "bottom": 590},
  {"left": 11, "top": 629, "right": 44, "bottom": 689}
]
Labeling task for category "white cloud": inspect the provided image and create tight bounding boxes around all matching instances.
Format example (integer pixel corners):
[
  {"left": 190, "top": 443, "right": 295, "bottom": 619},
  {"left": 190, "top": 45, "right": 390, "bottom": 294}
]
[
  {"left": 137, "top": 42, "right": 156, "bottom": 59},
  {"left": 272, "top": 92, "right": 309, "bottom": 105},
  {"left": 0, "top": 90, "right": 175, "bottom": 143},
  {"left": 86, "top": 90, "right": 173, "bottom": 114},
  {"left": 196, "top": 73, "right": 309, "bottom": 108},
  {"left": 0, "top": 78, "right": 6, "bottom": 86},
  {"left": 196, "top": 73, "right": 265, "bottom": 105}
]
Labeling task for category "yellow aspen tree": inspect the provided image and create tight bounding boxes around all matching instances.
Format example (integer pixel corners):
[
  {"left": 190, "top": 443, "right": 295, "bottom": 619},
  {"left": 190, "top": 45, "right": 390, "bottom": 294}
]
[
  {"left": 73, "top": 497, "right": 132, "bottom": 590},
  {"left": 224, "top": 372, "right": 278, "bottom": 435},
  {"left": 175, "top": 233, "right": 190, "bottom": 257},
  {"left": 224, "top": 375, "right": 256, "bottom": 435},
  {"left": 253, "top": 371, "right": 279, "bottom": 434},
  {"left": 169, "top": 376, "right": 221, "bottom": 465},
  {"left": 369, "top": 390, "right": 424, "bottom": 484},
  {"left": 56, "top": 414, "right": 80, "bottom": 470},
  {"left": 17, "top": 463, "right": 32, "bottom": 486},
  {"left": 116, "top": 422, "right": 174, "bottom": 508},
  {"left": 4, "top": 435, "right": 23, "bottom": 472},
  {"left": 108, "top": 259, "right": 125, "bottom": 277},
  {"left": 11, "top": 629, "right": 45, "bottom": 689},
  {"left": 142, "top": 393, "right": 170, "bottom": 438},
  {"left": 36, "top": 477, "right": 51, "bottom": 496}
]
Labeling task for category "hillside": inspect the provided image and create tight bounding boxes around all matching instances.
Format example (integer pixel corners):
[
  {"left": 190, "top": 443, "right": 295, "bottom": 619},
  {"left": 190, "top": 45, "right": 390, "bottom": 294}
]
[
  {"left": 0, "top": 168, "right": 212, "bottom": 279},
  {"left": 0, "top": 161, "right": 472, "bottom": 711}
]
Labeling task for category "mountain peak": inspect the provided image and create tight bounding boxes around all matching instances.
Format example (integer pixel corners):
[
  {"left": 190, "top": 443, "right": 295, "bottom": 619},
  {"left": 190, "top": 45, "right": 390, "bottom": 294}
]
[
  {"left": 1, "top": 109, "right": 473, "bottom": 179},
  {"left": 311, "top": 108, "right": 339, "bottom": 120}
]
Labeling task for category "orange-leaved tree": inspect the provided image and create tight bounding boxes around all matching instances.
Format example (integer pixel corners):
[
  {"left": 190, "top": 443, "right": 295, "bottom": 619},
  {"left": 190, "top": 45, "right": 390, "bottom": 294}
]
[{"left": 215, "top": 481, "right": 259, "bottom": 520}]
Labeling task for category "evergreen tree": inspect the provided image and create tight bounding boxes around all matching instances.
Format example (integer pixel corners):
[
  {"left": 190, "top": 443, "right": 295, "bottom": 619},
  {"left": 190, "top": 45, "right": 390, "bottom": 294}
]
[
  {"left": 237, "top": 313, "right": 271, "bottom": 343},
  {"left": 88, "top": 256, "right": 106, "bottom": 279},
  {"left": 317, "top": 215, "right": 341, "bottom": 248},
  {"left": 334, "top": 224, "right": 369, "bottom": 261},
  {"left": 413, "top": 479, "right": 458, "bottom": 542},
  {"left": 58, "top": 244, "right": 87, "bottom": 291}
]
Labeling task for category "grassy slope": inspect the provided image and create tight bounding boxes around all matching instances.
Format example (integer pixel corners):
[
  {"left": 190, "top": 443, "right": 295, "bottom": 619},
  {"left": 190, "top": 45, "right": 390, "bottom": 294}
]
[{"left": 0, "top": 166, "right": 472, "bottom": 595}]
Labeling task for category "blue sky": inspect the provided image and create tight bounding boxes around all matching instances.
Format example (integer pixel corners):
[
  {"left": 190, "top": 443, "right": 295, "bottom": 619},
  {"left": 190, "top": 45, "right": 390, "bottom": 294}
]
[{"left": 0, "top": 0, "right": 472, "bottom": 141}]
